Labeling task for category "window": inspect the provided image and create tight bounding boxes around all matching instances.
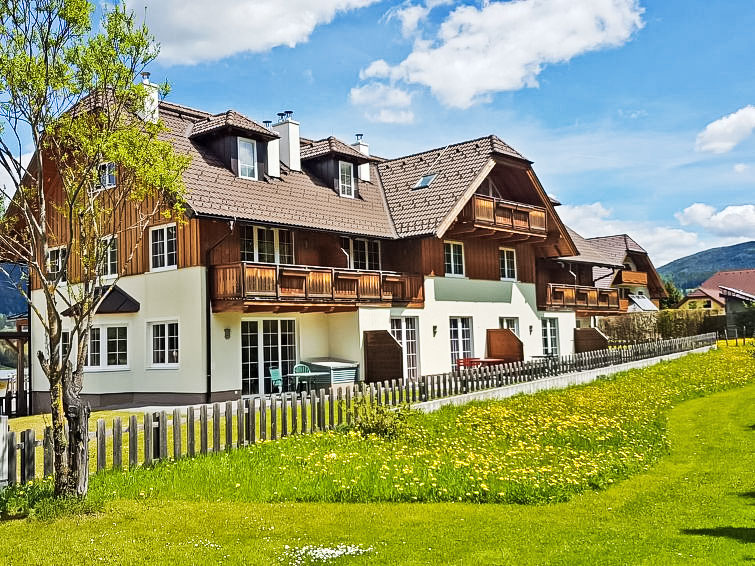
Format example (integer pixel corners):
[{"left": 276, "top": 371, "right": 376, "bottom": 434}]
[
  {"left": 703, "top": 299, "right": 712, "bottom": 309},
  {"left": 542, "top": 318, "right": 559, "bottom": 356},
  {"left": 97, "top": 162, "right": 116, "bottom": 190},
  {"left": 444, "top": 241, "right": 464, "bottom": 277},
  {"left": 85, "top": 325, "right": 128, "bottom": 369},
  {"left": 241, "top": 319, "right": 297, "bottom": 395},
  {"left": 340, "top": 237, "right": 381, "bottom": 270},
  {"left": 413, "top": 173, "right": 436, "bottom": 190},
  {"left": 150, "top": 321, "right": 179, "bottom": 367},
  {"left": 150, "top": 224, "right": 177, "bottom": 271},
  {"left": 339, "top": 161, "right": 354, "bottom": 198},
  {"left": 390, "top": 317, "right": 420, "bottom": 381},
  {"left": 499, "top": 248, "right": 517, "bottom": 280},
  {"left": 241, "top": 226, "right": 294, "bottom": 264},
  {"left": 499, "top": 317, "right": 519, "bottom": 337},
  {"left": 449, "top": 317, "right": 473, "bottom": 366},
  {"left": 100, "top": 236, "right": 118, "bottom": 277},
  {"left": 47, "top": 246, "right": 67, "bottom": 282},
  {"left": 238, "top": 137, "right": 257, "bottom": 180},
  {"left": 61, "top": 330, "right": 72, "bottom": 358}
]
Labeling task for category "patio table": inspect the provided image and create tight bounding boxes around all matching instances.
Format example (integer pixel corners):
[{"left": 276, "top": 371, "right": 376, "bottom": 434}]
[{"left": 285, "top": 371, "right": 330, "bottom": 392}]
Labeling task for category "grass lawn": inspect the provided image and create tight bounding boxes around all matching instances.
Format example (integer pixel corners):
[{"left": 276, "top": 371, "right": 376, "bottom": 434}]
[{"left": 0, "top": 376, "right": 753, "bottom": 564}]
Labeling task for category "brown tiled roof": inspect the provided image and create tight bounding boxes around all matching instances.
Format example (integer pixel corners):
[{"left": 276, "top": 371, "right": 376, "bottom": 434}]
[
  {"left": 159, "top": 102, "right": 396, "bottom": 238},
  {"left": 558, "top": 227, "right": 623, "bottom": 267},
  {"left": 190, "top": 110, "right": 277, "bottom": 140},
  {"left": 697, "top": 269, "right": 755, "bottom": 297},
  {"left": 300, "top": 136, "right": 376, "bottom": 163},
  {"left": 586, "top": 234, "right": 647, "bottom": 266},
  {"left": 377, "top": 135, "right": 526, "bottom": 237},
  {"left": 684, "top": 287, "right": 725, "bottom": 305}
]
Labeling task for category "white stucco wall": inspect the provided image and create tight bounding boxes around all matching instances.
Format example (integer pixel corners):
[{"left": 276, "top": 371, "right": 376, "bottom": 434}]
[{"left": 30, "top": 266, "right": 207, "bottom": 395}]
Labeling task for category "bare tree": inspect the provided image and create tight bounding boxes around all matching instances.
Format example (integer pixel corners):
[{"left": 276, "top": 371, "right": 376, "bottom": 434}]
[{"left": 0, "top": 1, "right": 189, "bottom": 497}]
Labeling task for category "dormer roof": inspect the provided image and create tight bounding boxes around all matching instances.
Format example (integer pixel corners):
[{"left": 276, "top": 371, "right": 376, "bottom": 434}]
[
  {"left": 300, "top": 136, "right": 376, "bottom": 164},
  {"left": 190, "top": 110, "right": 278, "bottom": 141}
]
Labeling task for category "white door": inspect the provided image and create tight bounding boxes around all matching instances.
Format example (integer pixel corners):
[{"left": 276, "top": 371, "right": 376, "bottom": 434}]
[
  {"left": 241, "top": 319, "right": 297, "bottom": 395},
  {"left": 390, "top": 317, "right": 420, "bottom": 382}
]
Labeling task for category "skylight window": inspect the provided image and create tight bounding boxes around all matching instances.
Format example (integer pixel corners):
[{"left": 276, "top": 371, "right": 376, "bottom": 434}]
[{"left": 413, "top": 173, "right": 436, "bottom": 189}]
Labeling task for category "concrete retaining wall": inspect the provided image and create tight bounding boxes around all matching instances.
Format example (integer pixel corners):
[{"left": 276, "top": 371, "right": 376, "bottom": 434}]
[{"left": 413, "top": 345, "right": 716, "bottom": 413}]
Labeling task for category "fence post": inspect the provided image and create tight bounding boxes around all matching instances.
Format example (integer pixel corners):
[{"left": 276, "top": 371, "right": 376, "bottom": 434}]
[
  {"left": 318, "top": 389, "right": 326, "bottom": 432},
  {"left": 212, "top": 403, "right": 222, "bottom": 453},
  {"left": 96, "top": 418, "right": 106, "bottom": 472},
  {"left": 328, "top": 388, "right": 335, "bottom": 430},
  {"left": 270, "top": 395, "right": 278, "bottom": 441},
  {"left": 225, "top": 401, "right": 234, "bottom": 450},
  {"left": 173, "top": 408, "right": 182, "bottom": 460},
  {"left": 111, "top": 418, "right": 122, "bottom": 471},
  {"left": 0, "top": 416, "right": 7, "bottom": 487},
  {"left": 7, "top": 430, "right": 16, "bottom": 485},
  {"left": 337, "top": 388, "right": 344, "bottom": 426},
  {"left": 43, "top": 426, "right": 54, "bottom": 477},
  {"left": 248, "top": 398, "right": 257, "bottom": 443},
  {"left": 310, "top": 389, "right": 317, "bottom": 433},
  {"left": 281, "top": 394, "right": 288, "bottom": 438},
  {"left": 200, "top": 405, "right": 208, "bottom": 455},
  {"left": 291, "top": 392, "right": 299, "bottom": 435},
  {"left": 260, "top": 397, "right": 267, "bottom": 441},
  {"left": 159, "top": 411, "right": 168, "bottom": 460},
  {"left": 129, "top": 415, "right": 138, "bottom": 469},
  {"left": 187, "top": 406, "right": 196, "bottom": 457},
  {"left": 236, "top": 399, "right": 245, "bottom": 447},
  {"left": 143, "top": 412, "right": 153, "bottom": 466}
]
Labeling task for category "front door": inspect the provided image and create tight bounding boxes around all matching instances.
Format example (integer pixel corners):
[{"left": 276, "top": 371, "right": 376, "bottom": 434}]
[{"left": 241, "top": 319, "right": 297, "bottom": 395}]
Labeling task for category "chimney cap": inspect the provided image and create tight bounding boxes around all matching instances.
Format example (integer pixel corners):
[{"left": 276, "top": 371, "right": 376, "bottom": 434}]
[
  {"left": 263, "top": 120, "right": 272, "bottom": 128},
  {"left": 283, "top": 110, "right": 294, "bottom": 120},
  {"left": 141, "top": 71, "right": 151, "bottom": 83},
  {"left": 277, "top": 112, "right": 286, "bottom": 120},
  {"left": 355, "top": 133, "right": 364, "bottom": 142}
]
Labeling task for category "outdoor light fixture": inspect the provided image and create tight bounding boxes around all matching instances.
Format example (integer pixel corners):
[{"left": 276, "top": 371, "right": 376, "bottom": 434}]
[
  {"left": 224, "top": 328, "right": 231, "bottom": 340},
  {"left": 529, "top": 325, "right": 534, "bottom": 335},
  {"left": 432, "top": 325, "right": 438, "bottom": 337}
]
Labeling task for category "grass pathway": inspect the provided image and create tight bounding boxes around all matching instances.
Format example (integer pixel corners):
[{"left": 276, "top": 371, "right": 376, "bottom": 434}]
[{"left": 2, "top": 379, "right": 755, "bottom": 564}]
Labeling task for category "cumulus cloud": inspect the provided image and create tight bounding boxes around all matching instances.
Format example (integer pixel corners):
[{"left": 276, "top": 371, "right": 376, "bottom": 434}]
[
  {"left": 675, "top": 203, "right": 755, "bottom": 238},
  {"left": 349, "top": 82, "right": 415, "bottom": 123},
  {"left": 734, "top": 163, "right": 749, "bottom": 173},
  {"left": 360, "top": 0, "right": 644, "bottom": 108},
  {"left": 557, "top": 201, "right": 749, "bottom": 266},
  {"left": 695, "top": 105, "right": 755, "bottom": 154},
  {"left": 384, "top": 0, "right": 452, "bottom": 37},
  {"left": 134, "top": 0, "right": 379, "bottom": 65}
]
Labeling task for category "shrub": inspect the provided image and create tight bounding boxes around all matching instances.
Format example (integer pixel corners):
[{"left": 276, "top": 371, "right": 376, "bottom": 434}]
[{"left": 351, "top": 396, "right": 414, "bottom": 439}]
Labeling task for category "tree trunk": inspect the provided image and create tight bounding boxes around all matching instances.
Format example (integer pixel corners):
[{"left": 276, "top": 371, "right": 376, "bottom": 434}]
[
  {"left": 65, "top": 401, "right": 89, "bottom": 497},
  {"left": 49, "top": 378, "right": 68, "bottom": 496}
]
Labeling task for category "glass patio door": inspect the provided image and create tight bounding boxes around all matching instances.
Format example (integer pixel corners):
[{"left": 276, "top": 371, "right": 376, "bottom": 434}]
[
  {"left": 241, "top": 319, "right": 297, "bottom": 395},
  {"left": 390, "top": 316, "right": 419, "bottom": 382},
  {"left": 449, "top": 316, "right": 473, "bottom": 366}
]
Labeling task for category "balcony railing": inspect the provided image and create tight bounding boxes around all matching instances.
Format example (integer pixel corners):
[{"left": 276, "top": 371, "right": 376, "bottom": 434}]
[
  {"left": 544, "top": 283, "right": 620, "bottom": 310},
  {"left": 212, "top": 262, "right": 424, "bottom": 305},
  {"left": 615, "top": 270, "right": 648, "bottom": 286},
  {"left": 459, "top": 195, "right": 547, "bottom": 234}
]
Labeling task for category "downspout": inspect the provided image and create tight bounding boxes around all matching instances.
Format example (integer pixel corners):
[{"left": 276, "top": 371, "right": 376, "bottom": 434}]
[{"left": 205, "top": 219, "right": 236, "bottom": 404}]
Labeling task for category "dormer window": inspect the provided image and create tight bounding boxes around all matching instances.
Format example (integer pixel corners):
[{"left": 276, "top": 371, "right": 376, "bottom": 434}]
[
  {"left": 413, "top": 173, "right": 436, "bottom": 190},
  {"left": 238, "top": 137, "right": 258, "bottom": 180},
  {"left": 96, "top": 162, "right": 116, "bottom": 190},
  {"left": 339, "top": 161, "right": 354, "bottom": 198}
]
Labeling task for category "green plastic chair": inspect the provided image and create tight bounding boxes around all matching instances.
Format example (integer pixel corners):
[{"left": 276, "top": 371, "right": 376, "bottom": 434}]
[
  {"left": 293, "top": 364, "right": 310, "bottom": 374},
  {"left": 269, "top": 367, "right": 283, "bottom": 393}
]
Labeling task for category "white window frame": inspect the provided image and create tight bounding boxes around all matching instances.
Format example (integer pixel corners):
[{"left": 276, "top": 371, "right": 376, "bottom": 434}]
[
  {"left": 338, "top": 160, "right": 355, "bottom": 198},
  {"left": 241, "top": 318, "right": 299, "bottom": 396},
  {"left": 150, "top": 223, "right": 177, "bottom": 272},
  {"left": 147, "top": 320, "right": 180, "bottom": 369},
  {"left": 46, "top": 246, "right": 67, "bottom": 282},
  {"left": 99, "top": 235, "right": 118, "bottom": 279},
  {"left": 96, "top": 161, "right": 117, "bottom": 191},
  {"left": 444, "top": 241, "right": 465, "bottom": 277},
  {"left": 84, "top": 323, "right": 129, "bottom": 371},
  {"left": 449, "top": 316, "right": 474, "bottom": 366},
  {"left": 340, "top": 237, "right": 381, "bottom": 271},
  {"left": 499, "top": 247, "right": 517, "bottom": 281},
  {"left": 390, "top": 316, "right": 420, "bottom": 382},
  {"left": 541, "top": 318, "right": 559, "bottom": 357},
  {"left": 499, "top": 317, "right": 520, "bottom": 337},
  {"left": 241, "top": 225, "right": 295, "bottom": 265},
  {"left": 238, "top": 137, "right": 258, "bottom": 180}
]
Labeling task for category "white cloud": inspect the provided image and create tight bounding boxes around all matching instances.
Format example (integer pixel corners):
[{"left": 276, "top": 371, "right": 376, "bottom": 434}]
[
  {"left": 134, "top": 0, "right": 379, "bottom": 65},
  {"left": 695, "top": 105, "right": 755, "bottom": 154},
  {"left": 349, "top": 82, "right": 415, "bottom": 123},
  {"left": 385, "top": 0, "right": 452, "bottom": 37},
  {"left": 361, "top": 0, "right": 644, "bottom": 108},
  {"left": 734, "top": 163, "right": 749, "bottom": 173},
  {"left": 557, "top": 201, "right": 749, "bottom": 266},
  {"left": 675, "top": 203, "right": 755, "bottom": 238}
]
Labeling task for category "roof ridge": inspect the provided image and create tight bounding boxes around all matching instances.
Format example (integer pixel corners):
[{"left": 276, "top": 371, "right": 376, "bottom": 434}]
[{"left": 381, "top": 135, "right": 506, "bottom": 164}]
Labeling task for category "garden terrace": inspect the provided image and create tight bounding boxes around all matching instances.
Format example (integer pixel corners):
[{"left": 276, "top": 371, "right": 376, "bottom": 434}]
[{"left": 211, "top": 262, "right": 424, "bottom": 312}]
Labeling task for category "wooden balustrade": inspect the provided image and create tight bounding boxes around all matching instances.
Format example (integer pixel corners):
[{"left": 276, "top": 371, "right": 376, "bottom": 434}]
[
  {"left": 544, "top": 283, "right": 620, "bottom": 310},
  {"left": 212, "top": 262, "right": 424, "bottom": 306},
  {"left": 615, "top": 270, "right": 648, "bottom": 286},
  {"left": 461, "top": 195, "right": 547, "bottom": 234}
]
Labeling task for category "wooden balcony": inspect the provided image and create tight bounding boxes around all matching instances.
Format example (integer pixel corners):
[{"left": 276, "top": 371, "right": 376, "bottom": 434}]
[
  {"left": 454, "top": 195, "right": 547, "bottom": 238},
  {"left": 543, "top": 283, "right": 620, "bottom": 311},
  {"left": 614, "top": 270, "right": 648, "bottom": 286},
  {"left": 212, "top": 262, "right": 424, "bottom": 311}
]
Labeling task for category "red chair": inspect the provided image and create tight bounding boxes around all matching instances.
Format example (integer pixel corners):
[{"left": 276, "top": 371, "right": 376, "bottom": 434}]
[{"left": 456, "top": 357, "right": 481, "bottom": 370}]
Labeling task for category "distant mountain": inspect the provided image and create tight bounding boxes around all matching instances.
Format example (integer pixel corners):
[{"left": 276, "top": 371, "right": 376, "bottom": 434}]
[
  {"left": 658, "top": 241, "right": 755, "bottom": 292},
  {"left": 0, "top": 263, "right": 27, "bottom": 316}
]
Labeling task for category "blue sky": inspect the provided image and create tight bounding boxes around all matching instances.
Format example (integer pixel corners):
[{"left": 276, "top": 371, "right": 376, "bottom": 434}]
[{"left": 15, "top": 0, "right": 755, "bottom": 265}]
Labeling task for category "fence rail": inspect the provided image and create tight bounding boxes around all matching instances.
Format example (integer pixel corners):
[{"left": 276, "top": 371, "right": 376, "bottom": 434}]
[{"left": 0, "top": 333, "right": 717, "bottom": 487}]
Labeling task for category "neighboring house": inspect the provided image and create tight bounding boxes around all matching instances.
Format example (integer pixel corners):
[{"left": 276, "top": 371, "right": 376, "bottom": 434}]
[
  {"left": 539, "top": 228, "right": 667, "bottom": 328},
  {"left": 25, "top": 87, "right": 646, "bottom": 411},
  {"left": 678, "top": 270, "right": 755, "bottom": 318}
]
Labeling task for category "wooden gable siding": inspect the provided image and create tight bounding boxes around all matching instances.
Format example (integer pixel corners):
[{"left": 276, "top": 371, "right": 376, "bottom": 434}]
[{"left": 30, "top": 154, "right": 199, "bottom": 289}]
